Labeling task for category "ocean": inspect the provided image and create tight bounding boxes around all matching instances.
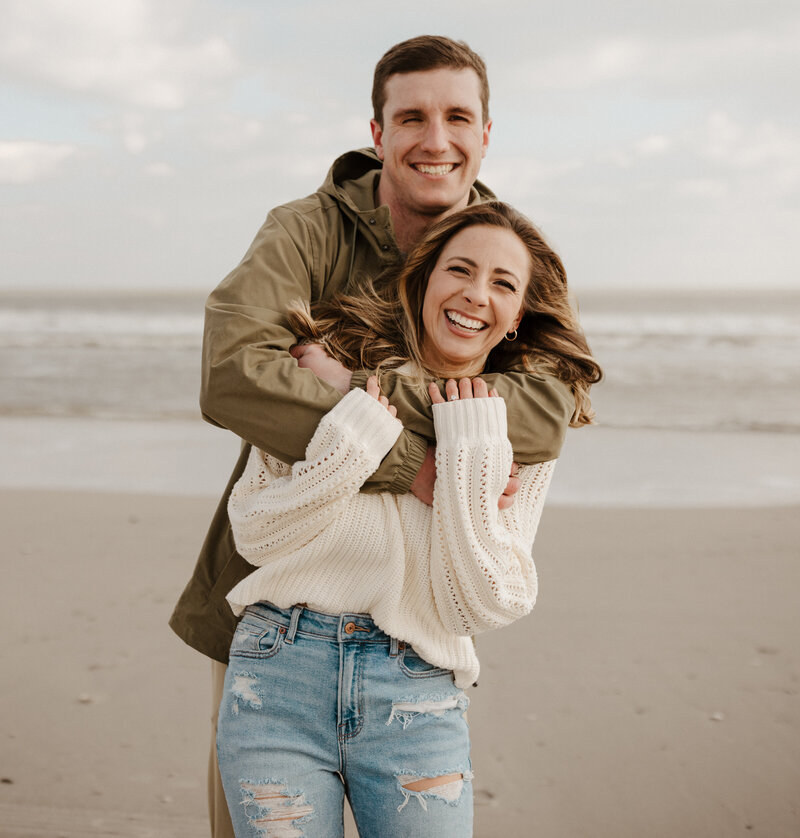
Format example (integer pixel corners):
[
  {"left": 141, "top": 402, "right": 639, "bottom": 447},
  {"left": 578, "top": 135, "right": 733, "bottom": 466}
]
[{"left": 2, "top": 289, "right": 799, "bottom": 434}]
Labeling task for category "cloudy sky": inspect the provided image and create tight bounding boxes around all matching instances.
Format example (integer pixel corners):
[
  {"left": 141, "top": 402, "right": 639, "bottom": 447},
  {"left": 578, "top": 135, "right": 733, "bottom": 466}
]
[{"left": 1, "top": 0, "right": 798, "bottom": 293}]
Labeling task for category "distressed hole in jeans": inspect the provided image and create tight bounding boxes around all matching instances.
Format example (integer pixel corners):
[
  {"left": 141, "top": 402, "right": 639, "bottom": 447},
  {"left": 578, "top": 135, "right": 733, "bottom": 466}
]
[
  {"left": 396, "top": 770, "right": 473, "bottom": 812},
  {"left": 386, "top": 693, "right": 468, "bottom": 729},
  {"left": 230, "top": 673, "right": 263, "bottom": 715},
  {"left": 239, "top": 780, "right": 313, "bottom": 838}
]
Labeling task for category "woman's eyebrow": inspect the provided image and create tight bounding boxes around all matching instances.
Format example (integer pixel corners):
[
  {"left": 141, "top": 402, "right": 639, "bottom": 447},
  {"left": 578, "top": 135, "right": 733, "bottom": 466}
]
[
  {"left": 447, "top": 256, "right": 521, "bottom": 284},
  {"left": 446, "top": 255, "right": 478, "bottom": 267}
]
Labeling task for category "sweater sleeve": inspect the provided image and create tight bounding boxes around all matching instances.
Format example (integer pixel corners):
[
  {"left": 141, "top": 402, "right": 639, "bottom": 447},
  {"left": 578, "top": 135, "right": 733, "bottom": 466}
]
[
  {"left": 429, "top": 397, "right": 556, "bottom": 636},
  {"left": 227, "top": 388, "right": 402, "bottom": 565}
]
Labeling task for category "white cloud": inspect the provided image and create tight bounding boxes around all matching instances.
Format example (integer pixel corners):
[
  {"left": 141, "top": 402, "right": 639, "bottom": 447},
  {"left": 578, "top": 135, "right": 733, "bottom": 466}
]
[
  {"left": 702, "top": 112, "right": 800, "bottom": 171},
  {"left": 635, "top": 135, "right": 672, "bottom": 157},
  {"left": 0, "top": 0, "right": 240, "bottom": 109},
  {"left": 0, "top": 140, "right": 76, "bottom": 184},
  {"left": 143, "top": 162, "right": 175, "bottom": 177}
]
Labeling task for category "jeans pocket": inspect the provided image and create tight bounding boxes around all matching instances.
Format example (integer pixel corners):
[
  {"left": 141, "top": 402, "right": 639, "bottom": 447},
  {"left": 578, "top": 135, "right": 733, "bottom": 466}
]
[
  {"left": 397, "top": 645, "right": 452, "bottom": 679},
  {"left": 229, "top": 611, "right": 286, "bottom": 660}
]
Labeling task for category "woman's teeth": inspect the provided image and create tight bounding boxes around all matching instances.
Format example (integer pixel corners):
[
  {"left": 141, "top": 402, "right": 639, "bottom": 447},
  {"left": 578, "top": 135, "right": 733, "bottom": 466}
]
[{"left": 446, "top": 311, "right": 485, "bottom": 331}]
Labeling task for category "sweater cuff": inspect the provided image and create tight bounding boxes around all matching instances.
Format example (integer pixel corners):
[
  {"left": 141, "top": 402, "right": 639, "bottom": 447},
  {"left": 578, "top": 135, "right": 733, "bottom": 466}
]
[
  {"left": 432, "top": 397, "right": 508, "bottom": 444},
  {"left": 327, "top": 387, "right": 403, "bottom": 458}
]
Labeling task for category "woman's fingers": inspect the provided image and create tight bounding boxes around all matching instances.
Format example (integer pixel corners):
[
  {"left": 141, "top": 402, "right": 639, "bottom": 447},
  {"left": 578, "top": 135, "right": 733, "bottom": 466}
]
[
  {"left": 458, "top": 378, "right": 474, "bottom": 399},
  {"left": 367, "top": 376, "right": 397, "bottom": 416},
  {"left": 436, "top": 378, "right": 494, "bottom": 402},
  {"left": 429, "top": 382, "right": 445, "bottom": 404},
  {"left": 471, "top": 378, "right": 489, "bottom": 399}
]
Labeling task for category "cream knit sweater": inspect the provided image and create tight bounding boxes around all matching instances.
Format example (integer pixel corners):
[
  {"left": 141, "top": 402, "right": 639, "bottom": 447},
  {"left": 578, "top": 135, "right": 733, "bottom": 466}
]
[{"left": 226, "top": 387, "right": 555, "bottom": 688}]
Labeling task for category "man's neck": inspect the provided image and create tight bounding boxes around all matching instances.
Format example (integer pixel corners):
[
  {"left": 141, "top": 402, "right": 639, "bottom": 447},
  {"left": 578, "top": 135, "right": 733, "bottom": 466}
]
[{"left": 376, "top": 182, "right": 470, "bottom": 253}]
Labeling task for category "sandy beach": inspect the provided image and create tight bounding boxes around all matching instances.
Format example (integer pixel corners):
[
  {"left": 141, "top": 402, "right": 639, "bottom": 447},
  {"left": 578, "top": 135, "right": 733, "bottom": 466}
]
[{"left": 2, "top": 474, "right": 798, "bottom": 836}]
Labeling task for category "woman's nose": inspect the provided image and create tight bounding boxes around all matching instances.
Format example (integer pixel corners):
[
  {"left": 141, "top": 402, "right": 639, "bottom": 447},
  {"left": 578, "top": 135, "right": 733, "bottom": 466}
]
[{"left": 462, "top": 282, "right": 489, "bottom": 306}]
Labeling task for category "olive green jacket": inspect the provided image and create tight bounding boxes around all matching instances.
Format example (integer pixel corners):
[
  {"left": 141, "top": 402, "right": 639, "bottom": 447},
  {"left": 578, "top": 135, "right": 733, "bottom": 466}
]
[{"left": 169, "top": 148, "right": 573, "bottom": 663}]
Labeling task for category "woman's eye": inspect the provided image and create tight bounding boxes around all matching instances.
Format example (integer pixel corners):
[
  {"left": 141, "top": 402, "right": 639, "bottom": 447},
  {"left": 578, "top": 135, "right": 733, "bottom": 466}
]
[
  {"left": 448, "top": 265, "right": 469, "bottom": 275},
  {"left": 496, "top": 279, "right": 517, "bottom": 291}
]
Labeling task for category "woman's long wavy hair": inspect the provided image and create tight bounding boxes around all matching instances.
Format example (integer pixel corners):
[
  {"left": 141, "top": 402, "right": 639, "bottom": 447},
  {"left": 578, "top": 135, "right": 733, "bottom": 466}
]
[{"left": 288, "top": 202, "right": 602, "bottom": 426}]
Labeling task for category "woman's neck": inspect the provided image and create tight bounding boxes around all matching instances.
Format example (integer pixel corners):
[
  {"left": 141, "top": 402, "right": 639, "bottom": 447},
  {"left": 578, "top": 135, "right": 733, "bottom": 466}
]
[{"left": 426, "top": 358, "right": 487, "bottom": 380}]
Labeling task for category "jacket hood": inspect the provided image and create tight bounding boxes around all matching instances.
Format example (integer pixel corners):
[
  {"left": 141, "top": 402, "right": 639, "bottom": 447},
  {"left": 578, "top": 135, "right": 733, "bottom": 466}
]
[{"left": 319, "top": 147, "right": 497, "bottom": 215}]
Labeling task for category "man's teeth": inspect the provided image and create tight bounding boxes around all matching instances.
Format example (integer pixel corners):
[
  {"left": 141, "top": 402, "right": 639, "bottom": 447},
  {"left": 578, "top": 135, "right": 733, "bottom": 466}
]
[
  {"left": 416, "top": 164, "right": 454, "bottom": 175},
  {"left": 446, "top": 311, "right": 485, "bottom": 331}
]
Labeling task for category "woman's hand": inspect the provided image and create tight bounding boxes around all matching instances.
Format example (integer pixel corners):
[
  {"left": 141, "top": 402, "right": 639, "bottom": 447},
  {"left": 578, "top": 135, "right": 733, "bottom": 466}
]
[
  {"left": 428, "top": 378, "right": 519, "bottom": 510},
  {"left": 365, "top": 375, "right": 397, "bottom": 418},
  {"left": 290, "top": 342, "right": 353, "bottom": 395},
  {"left": 428, "top": 377, "right": 499, "bottom": 404}
]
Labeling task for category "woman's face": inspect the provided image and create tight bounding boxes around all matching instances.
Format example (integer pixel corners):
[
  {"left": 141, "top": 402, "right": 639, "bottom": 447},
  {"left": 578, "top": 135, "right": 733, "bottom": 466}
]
[{"left": 421, "top": 224, "right": 531, "bottom": 378}]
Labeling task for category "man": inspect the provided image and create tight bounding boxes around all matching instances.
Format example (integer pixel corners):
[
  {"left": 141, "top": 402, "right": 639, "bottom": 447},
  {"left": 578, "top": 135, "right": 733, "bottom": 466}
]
[{"left": 170, "top": 35, "right": 572, "bottom": 835}]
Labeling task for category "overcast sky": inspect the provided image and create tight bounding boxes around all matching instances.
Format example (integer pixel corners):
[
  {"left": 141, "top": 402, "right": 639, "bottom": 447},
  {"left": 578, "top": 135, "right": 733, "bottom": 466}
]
[{"left": 1, "top": 0, "right": 798, "bottom": 293}]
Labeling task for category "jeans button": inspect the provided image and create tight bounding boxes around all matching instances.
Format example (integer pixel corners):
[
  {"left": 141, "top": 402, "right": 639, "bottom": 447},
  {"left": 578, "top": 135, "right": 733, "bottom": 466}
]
[{"left": 344, "top": 621, "right": 356, "bottom": 635}]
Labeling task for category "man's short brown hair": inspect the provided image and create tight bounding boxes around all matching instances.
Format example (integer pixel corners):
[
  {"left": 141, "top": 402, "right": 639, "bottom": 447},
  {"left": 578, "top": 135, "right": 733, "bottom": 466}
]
[{"left": 372, "top": 35, "right": 490, "bottom": 127}]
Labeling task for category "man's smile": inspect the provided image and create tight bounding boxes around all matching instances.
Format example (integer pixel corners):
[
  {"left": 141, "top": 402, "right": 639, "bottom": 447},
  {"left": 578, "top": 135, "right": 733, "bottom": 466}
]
[{"left": 413, "top": 163, "right": 458, "bottom": 176}]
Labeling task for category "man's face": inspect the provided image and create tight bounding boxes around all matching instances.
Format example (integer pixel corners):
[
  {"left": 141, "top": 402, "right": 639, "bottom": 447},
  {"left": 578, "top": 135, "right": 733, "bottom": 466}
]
[{"left": 370, "top": 67, "right": 491, "bottom": 221}]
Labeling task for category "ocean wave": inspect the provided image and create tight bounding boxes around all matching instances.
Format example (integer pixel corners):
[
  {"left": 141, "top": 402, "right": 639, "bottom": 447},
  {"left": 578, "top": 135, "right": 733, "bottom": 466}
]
[{"left": 0, "top": 307, "right": 203, "bottom": 348}]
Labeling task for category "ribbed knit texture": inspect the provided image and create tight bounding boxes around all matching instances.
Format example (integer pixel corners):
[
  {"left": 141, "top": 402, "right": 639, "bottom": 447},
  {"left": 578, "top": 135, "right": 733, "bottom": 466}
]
[{"left": 226, "top": 387, "right": 555, "bottom": 688}]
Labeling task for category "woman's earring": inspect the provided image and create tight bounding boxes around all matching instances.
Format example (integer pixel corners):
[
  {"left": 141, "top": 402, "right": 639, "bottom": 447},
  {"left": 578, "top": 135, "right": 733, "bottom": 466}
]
[{"left": 504, "top": 329, "right": 518, "bottom": 341}]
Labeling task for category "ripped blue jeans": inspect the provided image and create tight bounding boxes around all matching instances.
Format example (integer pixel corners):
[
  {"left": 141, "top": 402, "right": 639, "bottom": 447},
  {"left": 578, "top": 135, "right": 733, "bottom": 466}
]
[{"left": 216, "top": 602, "right": 473, "bottom": 838}]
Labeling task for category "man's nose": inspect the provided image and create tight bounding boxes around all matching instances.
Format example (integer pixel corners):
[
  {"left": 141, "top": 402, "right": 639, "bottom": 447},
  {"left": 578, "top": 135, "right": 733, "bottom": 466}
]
[{"left": 419, "top": 118, "right": 449, "bottom": 154}]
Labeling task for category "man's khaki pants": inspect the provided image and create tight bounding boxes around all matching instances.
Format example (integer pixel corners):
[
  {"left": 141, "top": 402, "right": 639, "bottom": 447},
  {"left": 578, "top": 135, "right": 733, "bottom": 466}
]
[{"left": 210, "top": 661, "right": 235, "bottom": 838}]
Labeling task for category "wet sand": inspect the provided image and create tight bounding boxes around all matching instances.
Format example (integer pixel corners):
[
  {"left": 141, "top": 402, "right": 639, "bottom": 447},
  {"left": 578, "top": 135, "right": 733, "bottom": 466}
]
[{"left": 1, "top": 488, "right": 798, "bottom": 836}]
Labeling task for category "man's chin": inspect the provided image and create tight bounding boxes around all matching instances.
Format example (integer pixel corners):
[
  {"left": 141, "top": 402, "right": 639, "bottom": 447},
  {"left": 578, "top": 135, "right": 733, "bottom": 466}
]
[{"left": 412, "top": 191, "right": 470, "bottom": 218}]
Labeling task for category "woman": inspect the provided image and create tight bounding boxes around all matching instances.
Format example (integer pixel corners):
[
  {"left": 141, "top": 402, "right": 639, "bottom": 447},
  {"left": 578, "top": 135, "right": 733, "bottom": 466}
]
[{"left": 216, "top": 202, "right": 600, "bottom": 837}]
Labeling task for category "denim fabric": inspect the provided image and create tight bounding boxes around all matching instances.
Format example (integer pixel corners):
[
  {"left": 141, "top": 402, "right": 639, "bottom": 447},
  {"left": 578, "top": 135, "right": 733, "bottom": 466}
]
[{"left": 217, "top": 602, "right": 473, "bottom": 837}]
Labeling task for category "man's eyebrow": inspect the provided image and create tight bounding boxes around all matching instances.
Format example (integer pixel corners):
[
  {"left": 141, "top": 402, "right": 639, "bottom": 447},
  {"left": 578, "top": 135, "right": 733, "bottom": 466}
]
[
  {"left": 391, "top": 108, "right": 425, "bottom": 120},
  {"left": 390, "top": 105, "right": 478, "bottom": 120}
]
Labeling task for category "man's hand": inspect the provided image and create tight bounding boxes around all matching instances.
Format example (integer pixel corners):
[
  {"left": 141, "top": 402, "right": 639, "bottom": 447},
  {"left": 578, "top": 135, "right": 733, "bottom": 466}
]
[
  {"left": 499, "top": 464, "right": 520, "bottom": 511},
  {"left": 410, "top": 444, "right": 437, "bottom": 506},
  {"left": 290, "top": 343, "right": 352, "bottom": 395}
]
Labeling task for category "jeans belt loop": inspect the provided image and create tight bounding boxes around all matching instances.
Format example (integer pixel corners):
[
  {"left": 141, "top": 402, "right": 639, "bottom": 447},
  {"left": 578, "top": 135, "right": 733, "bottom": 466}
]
[
  {"left": 285, "top": 604, "right": 303, "bottom": 645},
  {"left": 389, "top": 636, "right": 399, "bottom": 657}
]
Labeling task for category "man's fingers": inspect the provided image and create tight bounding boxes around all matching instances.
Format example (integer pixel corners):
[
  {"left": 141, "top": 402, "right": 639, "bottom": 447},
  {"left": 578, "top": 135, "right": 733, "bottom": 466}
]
[{"left": 498, "top": 493, "right": 515, "bottom": 511}]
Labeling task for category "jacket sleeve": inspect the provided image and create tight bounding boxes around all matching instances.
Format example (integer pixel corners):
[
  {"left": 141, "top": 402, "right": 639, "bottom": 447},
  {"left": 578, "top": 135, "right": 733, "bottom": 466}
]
[
  {"left": 428, "top": 397, "right": 556, "bottom": 636},
  {"left": 199, "top": 204, "right": 428, "bottom": 492},
  {"left": 351, "top": 367, "right": 573, "bottom": 479},
  {"left": 227, "top": 388, "right": 402, "bottom": 565}
]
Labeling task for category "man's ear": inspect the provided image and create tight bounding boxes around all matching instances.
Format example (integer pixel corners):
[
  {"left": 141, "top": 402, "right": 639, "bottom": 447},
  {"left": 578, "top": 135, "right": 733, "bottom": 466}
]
[
  {"left": 481, "top": 119, "right": 492, "bottom": 159},
  {"left": 370, "top": 119, "right": 385, "bottom": 160}
]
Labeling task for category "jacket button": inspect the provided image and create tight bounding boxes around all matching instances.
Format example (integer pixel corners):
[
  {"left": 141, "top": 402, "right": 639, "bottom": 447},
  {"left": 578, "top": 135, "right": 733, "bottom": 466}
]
[
  {"left": 369, "top": 217, "right": 376, "bottom": 225},
  {"left": 344, "top": 621, "right": 356, "bottom": 634},
  {"left": 381, "top": 244, "right": 389, "bottom": 251}
]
